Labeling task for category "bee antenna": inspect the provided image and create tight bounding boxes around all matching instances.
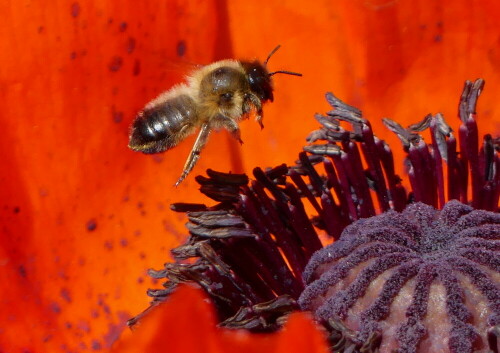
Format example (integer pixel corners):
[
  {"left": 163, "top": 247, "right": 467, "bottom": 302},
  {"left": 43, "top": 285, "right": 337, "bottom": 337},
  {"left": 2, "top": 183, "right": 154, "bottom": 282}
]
[
  {"left": 268, "top": 70, "right": 303, "bottom": 77},
  {"left": 264, "top": 45, "right": 282, "bottom": 66}
]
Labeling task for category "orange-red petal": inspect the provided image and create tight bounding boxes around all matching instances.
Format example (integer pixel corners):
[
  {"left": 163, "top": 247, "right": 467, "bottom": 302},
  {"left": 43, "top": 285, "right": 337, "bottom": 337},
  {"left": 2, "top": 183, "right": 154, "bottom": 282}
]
[{"left": 111, "top": 285, "right": 329, "bottom": 353}]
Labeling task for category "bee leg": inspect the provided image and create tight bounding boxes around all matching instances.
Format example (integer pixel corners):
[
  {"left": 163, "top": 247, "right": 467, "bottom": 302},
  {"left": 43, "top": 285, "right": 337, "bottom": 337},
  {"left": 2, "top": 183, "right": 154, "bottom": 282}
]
[
  {"left": 244, "top": 93, "right": 263, "bottom": 129},
  {"left": 232, "top": 128, "right": 243, "bottom": 145},
  {"left": 213, "top": 114, "right": 243, "bottom": 144},
  {"left": 256, "top": 109, "right": 264, "bottom": 129},
  {"left": 175, "top": 123, "right": 211, "bottom": 187}
]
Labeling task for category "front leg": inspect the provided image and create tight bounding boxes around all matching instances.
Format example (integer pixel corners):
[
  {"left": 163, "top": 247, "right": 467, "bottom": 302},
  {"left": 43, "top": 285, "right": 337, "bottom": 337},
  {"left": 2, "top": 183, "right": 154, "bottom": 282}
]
[{"left": 243, "top": 93, "right": 264, "bottom": 129}]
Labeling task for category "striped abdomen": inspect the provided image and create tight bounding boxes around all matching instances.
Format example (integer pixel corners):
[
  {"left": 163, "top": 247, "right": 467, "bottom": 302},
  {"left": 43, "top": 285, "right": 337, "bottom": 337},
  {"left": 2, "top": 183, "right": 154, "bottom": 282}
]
[{"left": 128, "top": 94, "right": 198, "bottom": 154}]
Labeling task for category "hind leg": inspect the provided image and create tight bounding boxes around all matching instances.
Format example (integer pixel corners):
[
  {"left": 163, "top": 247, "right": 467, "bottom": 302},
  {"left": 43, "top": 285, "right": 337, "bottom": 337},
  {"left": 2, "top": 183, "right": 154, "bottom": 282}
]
[{"left": 175, "top": 123, "right": 211, "bottom": 186}]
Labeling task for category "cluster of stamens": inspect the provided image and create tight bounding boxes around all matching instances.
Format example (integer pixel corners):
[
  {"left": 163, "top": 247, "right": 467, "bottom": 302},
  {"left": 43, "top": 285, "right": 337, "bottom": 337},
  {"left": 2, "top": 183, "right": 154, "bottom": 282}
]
[{"left": 130, "top": 79, "right": 499, "bottom": 353}]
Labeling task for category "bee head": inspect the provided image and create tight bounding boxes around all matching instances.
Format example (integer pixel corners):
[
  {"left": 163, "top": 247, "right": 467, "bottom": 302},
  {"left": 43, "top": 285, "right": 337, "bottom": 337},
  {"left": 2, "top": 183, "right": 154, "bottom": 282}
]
[
  {"left": 243, "top": 45, "right": 302, "bottom": 103},
  {"left": 244, "top": 61, "right": 274, "bottom": 103}
]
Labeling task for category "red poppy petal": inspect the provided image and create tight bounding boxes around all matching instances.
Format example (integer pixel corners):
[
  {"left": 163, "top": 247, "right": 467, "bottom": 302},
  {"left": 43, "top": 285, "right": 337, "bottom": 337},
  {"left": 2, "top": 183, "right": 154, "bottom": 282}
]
[
  {"left": 0, "top": 2, "right": 223, "bottom": 351},
  {"left": 110, "top": 285, "right": 329, "bottom": 353},
  {"left": 274, "top": 312, "right": 330, "bottom": 353}
]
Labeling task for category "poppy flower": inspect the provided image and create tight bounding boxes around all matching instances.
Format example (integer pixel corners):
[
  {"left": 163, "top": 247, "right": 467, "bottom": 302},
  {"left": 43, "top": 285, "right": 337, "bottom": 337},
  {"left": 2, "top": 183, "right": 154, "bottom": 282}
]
[
  {"left": 1, "top": 1, "right": 499, "bottom": 353},
  {"left": 125, "top": 79, "right": 499, "bottom": 352}
]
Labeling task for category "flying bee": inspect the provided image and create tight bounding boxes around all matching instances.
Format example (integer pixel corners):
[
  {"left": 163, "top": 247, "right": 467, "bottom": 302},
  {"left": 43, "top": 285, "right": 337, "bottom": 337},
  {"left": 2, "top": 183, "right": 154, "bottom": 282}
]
[{"left": 128, "top": 45, "right": 302, "bottom": 186}]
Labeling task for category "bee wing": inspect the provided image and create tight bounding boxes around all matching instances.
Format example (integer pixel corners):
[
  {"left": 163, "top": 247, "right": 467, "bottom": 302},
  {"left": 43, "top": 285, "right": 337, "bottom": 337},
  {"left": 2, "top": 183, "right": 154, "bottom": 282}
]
[{"left": 159, "top": 58, "right": 203, "bottom": 77}]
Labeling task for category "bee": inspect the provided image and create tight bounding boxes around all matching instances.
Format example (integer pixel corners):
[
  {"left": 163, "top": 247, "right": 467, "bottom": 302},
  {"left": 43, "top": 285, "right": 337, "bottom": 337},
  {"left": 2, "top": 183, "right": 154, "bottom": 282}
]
[{"left": 128, "top": 45, "right": 302, "bottom": 186}]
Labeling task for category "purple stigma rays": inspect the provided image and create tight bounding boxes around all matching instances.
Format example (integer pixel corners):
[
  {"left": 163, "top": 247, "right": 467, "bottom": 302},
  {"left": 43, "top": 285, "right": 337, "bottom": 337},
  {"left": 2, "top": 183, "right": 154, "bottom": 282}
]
[{"left": 299, "top": 201, "right": 500, "bottom": 352}]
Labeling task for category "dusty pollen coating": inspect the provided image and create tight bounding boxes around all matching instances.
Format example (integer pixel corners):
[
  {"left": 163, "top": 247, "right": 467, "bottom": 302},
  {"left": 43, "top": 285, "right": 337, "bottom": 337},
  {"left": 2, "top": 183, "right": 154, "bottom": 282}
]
[{"left": 128, "top": 45, "right": 301, "bottom": 186}]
